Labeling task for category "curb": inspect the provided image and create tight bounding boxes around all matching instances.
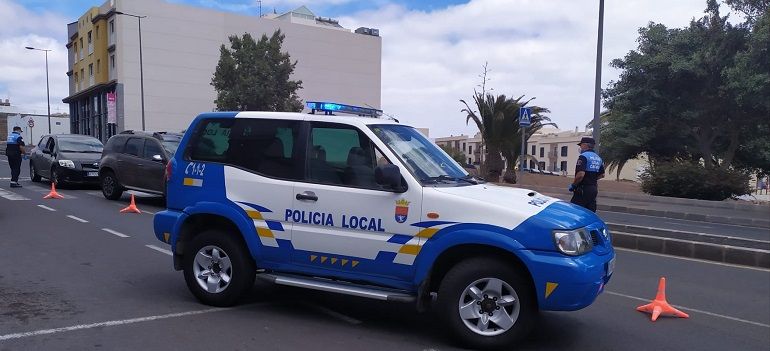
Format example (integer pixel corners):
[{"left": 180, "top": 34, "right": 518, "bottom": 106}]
[
  {"left": 511, "top": 183, "right": 769, "bottom": 212},
  {"left": 606, "top": 223, "right": 770, "bottom": 250},
  {"left": 598, "top": 204, "right": 770, "bottom": 229},
  {"left": 612, "top": 231, "right": 770, "bottom": 269}
]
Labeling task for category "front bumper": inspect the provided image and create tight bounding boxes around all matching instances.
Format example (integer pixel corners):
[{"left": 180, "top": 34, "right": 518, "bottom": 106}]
[
  {"left": 520, "top": 248, "right": 615, "bottom": 311},
  {"left": 58, "top": 167, "right": 100, "bottom": 184}
]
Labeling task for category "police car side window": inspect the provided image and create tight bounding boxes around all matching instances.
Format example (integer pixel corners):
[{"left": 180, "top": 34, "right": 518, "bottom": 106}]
[
  {"left": 307, "top": 123, "right": 381, "bottom": 189},
  {"left": 189, "top": 118, "right": 301, "bottom": 180}
]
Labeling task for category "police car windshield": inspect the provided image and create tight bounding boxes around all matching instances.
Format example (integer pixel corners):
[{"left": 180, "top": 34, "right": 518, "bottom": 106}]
[
  {"left": 369, "top": 125, "right": 469, "bottom": 185},
  {"left": 58, "top": 138, "right": 104, "bottom": 153}
]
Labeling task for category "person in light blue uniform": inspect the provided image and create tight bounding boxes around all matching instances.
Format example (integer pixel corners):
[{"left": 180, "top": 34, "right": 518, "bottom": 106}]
[
  {"left": 569, "top": 137, "right": 604, "bottom": 212},
  {"left": 5, "top": 126, "right": 26, "bottom": 187}
]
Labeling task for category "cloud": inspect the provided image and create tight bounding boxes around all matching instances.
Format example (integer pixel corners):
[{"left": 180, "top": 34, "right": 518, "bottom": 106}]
[
  {"left": 0, "top": 0, "right": 70, "bottom": 115},
  {"left": 338, "top": 0, "right": 716, "bottom": 138}
]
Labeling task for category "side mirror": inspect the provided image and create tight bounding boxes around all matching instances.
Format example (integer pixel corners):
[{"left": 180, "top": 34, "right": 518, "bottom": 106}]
[
  {"left": 375, "top": 164, "right": 405, "bottom": 192},
  {"left": 152, "top": 154, "right": 164, "bottom": 162}
]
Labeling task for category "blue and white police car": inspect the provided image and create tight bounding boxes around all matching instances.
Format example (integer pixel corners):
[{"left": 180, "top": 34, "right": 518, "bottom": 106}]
[{"left": 154, "top": 102, "right": 615, "bottom": 349}]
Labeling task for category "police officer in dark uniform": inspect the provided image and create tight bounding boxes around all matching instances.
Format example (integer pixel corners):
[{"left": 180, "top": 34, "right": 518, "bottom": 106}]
[
  {"left": 569, "top": 137, "right": 604, "bottom": 212},
  {"left": 5, "top": 126, "right": 26, "bottom": 188}
]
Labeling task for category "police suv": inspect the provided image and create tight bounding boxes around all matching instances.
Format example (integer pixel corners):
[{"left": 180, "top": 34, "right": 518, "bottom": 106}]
[{"left": 154, "top": 102, "right": 615, "bottom": 349}]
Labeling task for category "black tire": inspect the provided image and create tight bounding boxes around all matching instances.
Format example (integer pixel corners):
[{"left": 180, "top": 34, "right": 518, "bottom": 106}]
[
  {"left": 51, "top": 167, "right": 66, "bottom": 188},
  {"left": 436, "top": 257, "right": 536, "bottom": 350},
  {"left": 183, "top": 229, "right": 256, "bottom": 307},
  {"left": 30, "top": 162, "right": 41, "bottom": 182},
  {"left": 101, "top": 170, "right": 124, "bottom": 200}
]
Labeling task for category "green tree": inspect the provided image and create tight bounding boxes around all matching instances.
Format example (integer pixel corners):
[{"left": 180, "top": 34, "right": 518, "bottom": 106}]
[
  {"left": 460, "top": 92, "right": 553, "bottom": 183},
  {"left": 211, "top": 30, "right": 303, "bottom": 112},
  {"left": 724, "top": 0, "right": 769, "bottom": 23},
  {"left": 439, "top": 145, "right": 468, "bottom": 165},
  {"left": 603, "top": 0, "right": 769, "bottom": 198}
]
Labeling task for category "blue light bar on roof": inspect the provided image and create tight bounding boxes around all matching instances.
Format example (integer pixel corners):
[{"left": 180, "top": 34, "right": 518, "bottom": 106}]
[{"left": 306, "top": 101, "right": 383, "bottom": 117}]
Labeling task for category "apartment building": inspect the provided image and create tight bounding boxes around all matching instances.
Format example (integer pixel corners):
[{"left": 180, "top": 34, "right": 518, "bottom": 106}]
[
  {"left": 63, "top": 0, "right": 382, "bottom": 141},
  {"left": 434, "top": 133, "right": 484, "bottom": 166}
]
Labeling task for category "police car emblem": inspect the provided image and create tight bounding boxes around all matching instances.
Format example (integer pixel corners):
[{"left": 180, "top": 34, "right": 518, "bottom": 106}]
[{"left": 395, "top": 199, "right": 410, "bottom": 223}]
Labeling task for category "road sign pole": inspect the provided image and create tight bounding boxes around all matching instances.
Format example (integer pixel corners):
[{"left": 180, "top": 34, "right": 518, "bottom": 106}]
[{"left": 520, "top": 125, "right": 526, "bottom": 181}]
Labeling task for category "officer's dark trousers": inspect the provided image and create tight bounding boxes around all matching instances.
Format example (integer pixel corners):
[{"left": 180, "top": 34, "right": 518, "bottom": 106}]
[
  {"left": 570, "top": 185, "right": 598, "bottom": 212},
  {"left": 6, "top": 152, "right": 22, "bottom": 182}
]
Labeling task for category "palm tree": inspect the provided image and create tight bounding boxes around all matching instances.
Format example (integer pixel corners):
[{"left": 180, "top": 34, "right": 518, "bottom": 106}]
[
  {"left": 501, "top": 101, "right": 554, "bottom": 183},
  {"left": 461, "top": 92, "right": 554, "bottom": 182}
]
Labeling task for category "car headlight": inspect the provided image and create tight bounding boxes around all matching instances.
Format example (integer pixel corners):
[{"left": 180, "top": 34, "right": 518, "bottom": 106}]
[
  {"left": 553, "top": 229, "right": 593, "bottom": 256},
  {"left": 58, "top": 160, "right": 76, "bottom": 169}
]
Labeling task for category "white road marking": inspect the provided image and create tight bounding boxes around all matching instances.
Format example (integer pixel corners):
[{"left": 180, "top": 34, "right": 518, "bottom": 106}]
[
  {"left": 66, "top": 215, "right": 88, "bottom": 223},
  {"left": 0, "top": 308, "right": 230, "bottom": 341},
  {"left": 0, "top": 188, "right": 30, "bottom": 200},
  {"left": 0, "top": 176, "right": 31, "bottom": 180},
  {"left": 303, "top": 302, "right": 362, "bottom": 325},
  {"left": 37, "top": 204, "right": 56, "bottom": 211},
  {"left": 604, "top": 290, "right": 770, "bottom": 328},
  {"left": 615, "top": 247, "right": 770, "bottom": 272},
  {"left": 146, "top": 245, "right": 173, "bottom": 256},
  {"left": 102, "top": 228, "right": 129, "bottom": 238}
]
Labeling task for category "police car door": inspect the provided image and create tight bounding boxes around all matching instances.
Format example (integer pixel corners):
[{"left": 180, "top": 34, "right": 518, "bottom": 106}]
[{"left": 290, "top": 122, "right": 422, "bottom": 282}]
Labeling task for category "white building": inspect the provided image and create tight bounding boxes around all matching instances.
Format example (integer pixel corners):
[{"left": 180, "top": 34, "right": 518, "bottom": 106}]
[
  {"left": 63, "top": 0, "right": 382, "bottom": 141},
  {"left": 1, "top": 100, "right": 70, "bottom": 146},
  {"left": 435, "top": 132, "right": 484, "bottom": 166}
]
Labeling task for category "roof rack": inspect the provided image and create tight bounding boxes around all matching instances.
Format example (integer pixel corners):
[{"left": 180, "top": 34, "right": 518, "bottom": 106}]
[{"left": 306, "top": 101, "right": 383, "bottom": 118}]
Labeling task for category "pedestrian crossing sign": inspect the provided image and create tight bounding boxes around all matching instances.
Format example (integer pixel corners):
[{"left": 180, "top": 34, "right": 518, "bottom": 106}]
[{"left": 519, "top": 107, "right": 532, "bottom": 127}]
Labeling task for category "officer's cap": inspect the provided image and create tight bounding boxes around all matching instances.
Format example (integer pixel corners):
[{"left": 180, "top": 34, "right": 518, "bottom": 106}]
[{"left": 577, "top": 137, "right": 595, "bottom": 146}]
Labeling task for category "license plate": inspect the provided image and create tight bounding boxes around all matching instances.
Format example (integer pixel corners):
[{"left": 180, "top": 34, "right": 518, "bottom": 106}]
[
  {"left": 607, "top": 257, "right": 616, "bottom": 276},
  {"left": 87, "top": 172, "right": 99, "bottom": 177}
]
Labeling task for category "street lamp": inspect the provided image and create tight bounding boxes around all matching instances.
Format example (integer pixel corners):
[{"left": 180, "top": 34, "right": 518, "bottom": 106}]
[
  {"left": 114, "top": 11, "right": 147, "bottom": 131},
  {"left": 591, "top": 0, "right": 605, "bottom": 151},
  {"left": 25, "top": 46, "right": 52, "bottom": 134}
]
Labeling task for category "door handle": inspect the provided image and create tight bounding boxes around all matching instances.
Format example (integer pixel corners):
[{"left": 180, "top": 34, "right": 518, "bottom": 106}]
[{"left": 296, "top": 191, "right": 318, "bottom": 201}]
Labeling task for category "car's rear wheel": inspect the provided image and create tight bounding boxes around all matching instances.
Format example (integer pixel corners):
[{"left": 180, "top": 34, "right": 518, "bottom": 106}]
[
  {"left": 30, "top": 162, "right": 41, "bottom": 182},
  {"left": 101, "top": 170, "right": 124, "bottom": 200},
  {"left": 436, "top": 257, "right": 536, "bottom": 350},
  {"left": 183, "top": 229, "right": 256, "bottom": 307}
]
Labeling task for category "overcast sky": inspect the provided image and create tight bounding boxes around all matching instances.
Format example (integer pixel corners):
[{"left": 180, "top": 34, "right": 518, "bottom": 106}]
[{"left": 1, "top": 0, "right": 737, "bottom": 137}]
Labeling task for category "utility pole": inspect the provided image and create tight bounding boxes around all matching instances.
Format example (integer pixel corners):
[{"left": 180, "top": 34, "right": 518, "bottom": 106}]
[{"left": 592, "top": 0, "right": 605, "bottom": 151}]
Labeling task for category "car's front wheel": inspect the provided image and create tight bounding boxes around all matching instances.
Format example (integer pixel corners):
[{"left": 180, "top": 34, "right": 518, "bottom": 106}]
[
  {"left": 183, "top": 229, "right": 256, "bottom": 307},
  {"left": 100, "top": 170, "right": 123, "bottom": 200},
  {"left": 30, "top": 162, "right": 41, "bottom": 182},
  {"left": 436, "top": 257, "right": 536, "bottom": 350}
]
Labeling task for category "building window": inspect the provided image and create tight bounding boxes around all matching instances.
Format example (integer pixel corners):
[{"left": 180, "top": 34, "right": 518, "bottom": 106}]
[
  {"left": 538, "top": 162, "right": 546, "bottom": 170},
  {"left": 110, "top": 55, "right": 115, "bottom": 68},
  {"left": 462, "top": 142, "right": 466, "bottom": 152},
  {"left": 531, "top": 145, "right": 536, "bottom": 155},
  {"left": 530, "top": 160, "right": 535, "bottom": 169},
  {"left": 96, "top": 59, "right": 100, "bottom": 74},
  {"left": 96, "top": 25, "right": 99, "bottom": 39},
  {"left": 469, "top": 145, "right": 472, "bottom": 154},
  {"left": 79, "top": 38, "right": 84, "bottom": 59},
  {"left": 539, "top": 147, "right": 544, "bottom": 158},
  {"left": 561, "top": 146, "right": 568, "bottom": 157},
  {"left": 560, "top": 161, "right": 568, "bottom": 173}
]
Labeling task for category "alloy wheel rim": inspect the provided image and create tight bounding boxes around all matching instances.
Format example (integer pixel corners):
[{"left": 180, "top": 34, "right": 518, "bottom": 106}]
[
  {"left": 193, "top": 245, "right": 233, "bottom": 294},
  {"left": 103, "top": 176, "right": 114, "bottom": 195},
  {"left": 458, "top": 277, "right": 520, "bottom": 336}
]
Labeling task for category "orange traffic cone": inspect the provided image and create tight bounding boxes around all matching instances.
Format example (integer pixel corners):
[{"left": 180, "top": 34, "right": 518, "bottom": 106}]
[
  {"left": 636, "top": 277, "right": 689, "bottom": 321},
  {"left": 120, "top": 194, "right": 142, "bottom": 214},
  {"left": 43, "top": 182, "right": 64, "bottom": 199}
]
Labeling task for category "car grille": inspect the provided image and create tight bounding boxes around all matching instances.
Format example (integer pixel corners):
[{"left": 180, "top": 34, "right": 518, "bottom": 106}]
[
  {"left": 82, "top": 163, "right": 99, "bottom": 170},
  {"left": 590, "top": 230, "right": 601, "bottom": 246}
]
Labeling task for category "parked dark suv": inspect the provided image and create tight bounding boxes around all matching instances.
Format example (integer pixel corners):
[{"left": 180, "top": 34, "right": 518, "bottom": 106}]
[
  {"left": 29, "top": 134, "right": 104, "bottom": 187},
  {"left": 99, "top": 131, "right": 181, "bottom": 200}
]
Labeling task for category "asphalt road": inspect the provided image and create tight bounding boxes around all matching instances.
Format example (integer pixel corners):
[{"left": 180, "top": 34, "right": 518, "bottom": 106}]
[{"left": 1, "top": 159, "right": 769, "bottom": 350}]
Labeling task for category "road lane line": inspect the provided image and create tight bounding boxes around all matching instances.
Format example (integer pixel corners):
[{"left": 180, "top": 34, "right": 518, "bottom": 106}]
[
  {"left": 604, "top": 291, "right": 770, "bottom": 328},
  {"left": 607, "top": 223, "right": 770, "bottom": 244},
  {"left": 146, "top": 245, "right": 173, "bottom": 256},
  {"left": 37, "top": 204, "right": 56, "bottom": 211},
  {"left": 102, "top": 228, "right": 129, "bottom": 238},
  {"left": 0, "top": 188, "right": 30, "bottom": 200},
  {"left": 615, "top": 247, "right": 770, "bottom": 272},
  {"left": 66, "top": 215, "right": 88, "bottom": 223},
  {"left": 0, "top": 308, "right": 231, "bottom": 341}
]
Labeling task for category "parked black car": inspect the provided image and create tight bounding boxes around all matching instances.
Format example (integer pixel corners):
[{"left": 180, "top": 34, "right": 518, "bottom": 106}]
[
  {"left": 99, "top": 131, "right": 182, "bottom": 200},
  {"left": 29, "top": 134, "right": 104, "bottom": 187}
]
